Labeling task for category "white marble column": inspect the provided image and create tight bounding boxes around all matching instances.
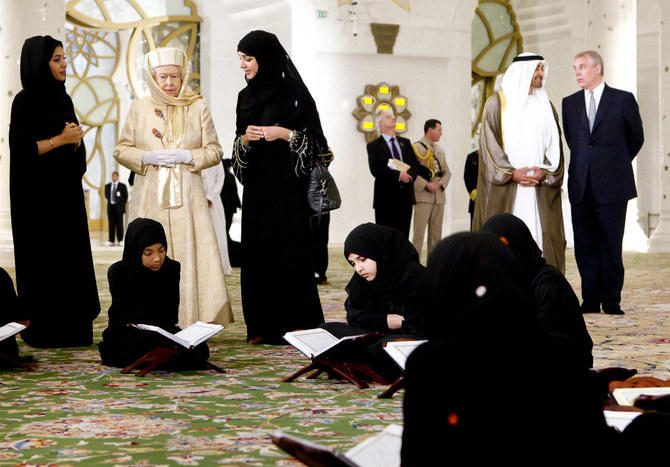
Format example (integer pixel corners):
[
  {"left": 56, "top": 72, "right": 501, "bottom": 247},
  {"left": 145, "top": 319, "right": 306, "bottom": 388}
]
[
  {"left": 636, "top": 0, "right": 661, "bottom": 242},
  {"left": 0, "top": 1, "right": 66, "bottom": 267},
  {"left": 443, "top": 0, "right": 479, "bottom": 235},
  {"left": 648, "top": 0, "right": 670, "bottom": 252}
]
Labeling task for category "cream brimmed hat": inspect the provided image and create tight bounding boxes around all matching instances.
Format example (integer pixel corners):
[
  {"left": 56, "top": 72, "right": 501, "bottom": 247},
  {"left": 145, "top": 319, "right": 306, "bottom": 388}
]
[{"left": 146, "top": 47, "right": 185, "bottom": 69}]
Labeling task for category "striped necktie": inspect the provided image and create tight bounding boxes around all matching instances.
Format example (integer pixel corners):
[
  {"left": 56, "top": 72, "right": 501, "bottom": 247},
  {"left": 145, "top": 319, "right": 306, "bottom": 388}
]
[{"left": 390, "top": 137, "right": 402, "bottom": 161}]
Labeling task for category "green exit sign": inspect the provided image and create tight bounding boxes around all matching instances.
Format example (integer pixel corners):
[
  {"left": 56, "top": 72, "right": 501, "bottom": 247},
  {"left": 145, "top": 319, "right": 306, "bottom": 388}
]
[{"left": 316, "top": 10, "right": 327, "bottom": 18}]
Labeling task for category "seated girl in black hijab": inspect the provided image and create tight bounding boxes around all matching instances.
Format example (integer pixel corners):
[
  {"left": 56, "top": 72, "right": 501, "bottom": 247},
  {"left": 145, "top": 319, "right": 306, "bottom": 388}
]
[
  {"left": 320, "top": 223, "right": 425, "bottom": 380},
  {"left": 99, "top": 218, "right": 208, "bottom": 368},
  {"left": 323, "top": 223, "right": 425, "bottom": 337},
  {"left": 480, "top": 213, "right": 593, "bottom": 368},
  {"left": 401, "top": 232, "right": 615, "bottom": 466}
]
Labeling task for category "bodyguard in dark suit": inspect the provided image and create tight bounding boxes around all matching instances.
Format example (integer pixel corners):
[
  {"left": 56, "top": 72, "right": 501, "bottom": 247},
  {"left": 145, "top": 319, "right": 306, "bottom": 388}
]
[
  {"left": 367, "top": 109, "right": 424, "bottom": 238},
  {"left": 464, "top": 149, "right": 479, "bottom": 229},
  {"left": 104, "top": 171, "right": 128, "bottom": 245},
  {"left": 220, "top": 159, "right": 241, "bottom": 238},
  {"left": 562, "top": 50, "right": 644, "bottom": 315}
]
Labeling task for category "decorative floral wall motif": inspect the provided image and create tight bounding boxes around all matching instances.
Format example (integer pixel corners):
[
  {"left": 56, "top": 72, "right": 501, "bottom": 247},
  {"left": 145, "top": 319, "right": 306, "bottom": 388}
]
[{"left": 353, "top": 83, "right": 411, "bottom": 143}]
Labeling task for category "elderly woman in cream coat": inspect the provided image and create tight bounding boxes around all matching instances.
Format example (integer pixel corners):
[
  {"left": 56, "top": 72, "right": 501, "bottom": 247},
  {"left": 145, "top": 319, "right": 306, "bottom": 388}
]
[{"left": 114, "top": 47, "right": 233, "bottom": 328}]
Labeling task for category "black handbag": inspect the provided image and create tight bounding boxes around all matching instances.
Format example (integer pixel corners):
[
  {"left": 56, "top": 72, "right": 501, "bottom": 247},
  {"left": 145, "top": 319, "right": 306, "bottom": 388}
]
[{"left": 307, "top": 153, "right": 341, "bottom": 216}]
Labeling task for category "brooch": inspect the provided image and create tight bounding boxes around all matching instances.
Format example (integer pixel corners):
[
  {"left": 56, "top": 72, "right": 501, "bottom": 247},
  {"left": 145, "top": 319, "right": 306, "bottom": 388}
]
[
  {"left": 154, "top": 108, "right": 166, "bottom": 147},
  {"left": 152, "top": 128, "right": 165, "bottom": 147}
]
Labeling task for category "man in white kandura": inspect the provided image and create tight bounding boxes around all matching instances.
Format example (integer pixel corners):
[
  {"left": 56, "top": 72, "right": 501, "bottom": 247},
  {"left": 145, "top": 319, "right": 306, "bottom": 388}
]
[{"left": 473, "top": 52, "right": 566, "bottom": 272}]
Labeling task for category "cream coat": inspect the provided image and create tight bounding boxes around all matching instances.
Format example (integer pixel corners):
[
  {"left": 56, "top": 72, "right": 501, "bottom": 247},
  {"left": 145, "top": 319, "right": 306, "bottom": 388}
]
[{"left": 114, "top": 97, "right": 233, "bottom": 327}]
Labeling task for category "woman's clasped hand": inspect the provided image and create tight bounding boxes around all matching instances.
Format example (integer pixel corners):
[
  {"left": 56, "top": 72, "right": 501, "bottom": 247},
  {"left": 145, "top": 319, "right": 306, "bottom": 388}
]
[{"left": 142, "top": 149, "right": 194, "bottom": 167}]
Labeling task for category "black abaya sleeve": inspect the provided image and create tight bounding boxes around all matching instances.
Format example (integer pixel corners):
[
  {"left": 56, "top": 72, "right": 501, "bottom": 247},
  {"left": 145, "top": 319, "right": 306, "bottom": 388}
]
[
  {"left": 9, "top": 91, "right": 86, "bottom": 183},
  {"left": 0, "top": 269, "right": 20, "bottom": 359},
  {"left": 532, "top": 265, "right": 594, "bottom": 369},
  {"left": 0, "top": 268, "right": 20, "bottom": 323},
  {"left": 345, "top": 296, "right": 389, "bottom": 332},
  {"left": 107, "top": 262, "right": 180, "bottom": 330},
  {"left": 106, "top": 263, "right": 136, "bottom": 328}
]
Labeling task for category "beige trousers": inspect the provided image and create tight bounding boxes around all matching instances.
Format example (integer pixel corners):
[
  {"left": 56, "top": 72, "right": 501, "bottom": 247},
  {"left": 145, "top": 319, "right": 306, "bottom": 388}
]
[{"left": 412, "top": 202, "right": 444, "bottom": 260}]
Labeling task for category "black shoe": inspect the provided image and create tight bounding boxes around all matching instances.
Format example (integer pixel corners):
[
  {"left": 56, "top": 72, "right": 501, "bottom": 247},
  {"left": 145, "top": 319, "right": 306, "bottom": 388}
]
[
  {"left": 580, "top": 303, "right": 601, "bottom": 314},
  {"left": 604, "top": 307, "right": 625, "bottom": 315}
]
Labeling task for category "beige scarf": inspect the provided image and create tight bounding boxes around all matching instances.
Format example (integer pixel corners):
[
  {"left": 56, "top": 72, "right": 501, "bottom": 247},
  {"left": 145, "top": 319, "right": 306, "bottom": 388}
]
[{"left": 144, "top": 48, "right": 202, "bottom": 209}]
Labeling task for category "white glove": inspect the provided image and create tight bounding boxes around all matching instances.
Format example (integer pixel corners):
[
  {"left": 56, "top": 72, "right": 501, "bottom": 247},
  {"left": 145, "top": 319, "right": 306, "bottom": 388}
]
[
  {"left": 172, "top": 149, "right": 194, "bottom": 165},
  {"left": 143, "top": 149, "right": 176, "bottom": 167}
]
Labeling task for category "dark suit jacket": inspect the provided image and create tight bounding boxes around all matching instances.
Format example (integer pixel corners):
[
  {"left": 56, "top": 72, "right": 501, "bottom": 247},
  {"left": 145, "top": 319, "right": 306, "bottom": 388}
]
[
  {"left": 105, "top": 182, "right": 128, "bottom": 214},
  {"left": 221, "top": 166, "right": 241, "bottom": 216},
  {"left": 367, "top": 135, "right": 425, "bottom": 210},
  {"left": 562, "top": 84, "right": 644, "bottom": 205},
  {"left": 464, "top": 150, "right": 479, "bottom": 215}
]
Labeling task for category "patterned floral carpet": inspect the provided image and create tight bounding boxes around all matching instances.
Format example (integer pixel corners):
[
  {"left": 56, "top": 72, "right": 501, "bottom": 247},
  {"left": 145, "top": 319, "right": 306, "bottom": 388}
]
[{"left": 1, "top": 245, "right": 668, "bottom": 466}]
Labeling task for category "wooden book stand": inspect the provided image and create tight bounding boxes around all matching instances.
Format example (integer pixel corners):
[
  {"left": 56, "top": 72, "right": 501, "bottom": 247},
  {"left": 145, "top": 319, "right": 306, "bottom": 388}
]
[
  {"left": 283, "top": 334, "right": 390, "bottom": 389},
  {"left": 0, "top": 352, "right": 34, "bottom": 371},
  {"left": 271, "top": 432, "right": 359, "bottom": 467},
  {"left": 120, "top": 331, "right": 224, "bottom": 377},
  {"left": 378, "top": 376, "right": 404, "bottom": 399},
  {"left": 377, "top": 338, "right": 427, "bottom": 398},
  {"left": 284, "top": 358, "right": 390, "bottom": 389}
]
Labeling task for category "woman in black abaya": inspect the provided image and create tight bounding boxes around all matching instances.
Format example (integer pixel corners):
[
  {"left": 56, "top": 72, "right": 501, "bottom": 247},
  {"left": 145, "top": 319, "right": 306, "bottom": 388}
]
[
  {"left": 320, "top": 223, "right": 426, "bottom": 380},
  {"left": 99, "top": 218, "right": 208, "bottom": 368},
  {"left": 480, "top": 213, "right": 593, "bottom": 368},
  {"left": 233, "top": 30, "right": 326, "bottom": 344},
  {"left": 401, "top": 232, "right": 614, "bottom": 466},
  {"left": 9, "top": 36, "right": 99, "bottom": 347}
]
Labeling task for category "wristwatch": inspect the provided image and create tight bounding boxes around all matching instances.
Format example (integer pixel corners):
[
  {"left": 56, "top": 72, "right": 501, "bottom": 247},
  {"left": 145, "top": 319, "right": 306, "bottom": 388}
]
[{"left": 288, "top": 130, "right": 295, "bottom": 142}]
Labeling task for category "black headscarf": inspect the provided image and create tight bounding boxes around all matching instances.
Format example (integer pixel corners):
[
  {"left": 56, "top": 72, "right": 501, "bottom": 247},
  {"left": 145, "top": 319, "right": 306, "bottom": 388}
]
[
  {"left": 344, "top": 223, "right": 424, "bottom": 305},
  {"left": 122, "top": 218, "right": 175, "bottom": 280},
  {"left": 480, "top": 214, "right": 545, "bottom": 282},
  {"left": 402, "top": 233, "right": 611, "bottom": 465},
  {"left": 480, "top": 214, "right": 594, "bottom": 368},
  {"left": 235, "top": 30, "right": 327, "bottom": 149},
  {"left": 16, "top": 35, "right": 80, "bottom": 146},
  {"left": 423, "top": 232, "right": 537, "bottom": 341},
  {"left": 20, "top": 35, "right": 65, "bottom": 94}
]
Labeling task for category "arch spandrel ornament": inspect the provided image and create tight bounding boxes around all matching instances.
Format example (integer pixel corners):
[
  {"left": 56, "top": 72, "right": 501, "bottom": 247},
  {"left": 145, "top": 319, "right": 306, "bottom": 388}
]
[
  {"left": 471, "top": 0, "right": 522, "bottom": 141},
  {"left": 65, "top": 27, "right": 121, "bottom": 202}
]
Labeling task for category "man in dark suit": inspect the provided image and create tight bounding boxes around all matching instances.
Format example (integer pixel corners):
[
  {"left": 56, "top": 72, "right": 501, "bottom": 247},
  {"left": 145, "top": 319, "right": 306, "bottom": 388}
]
[
  {"left": 220, "top": 158, "right": 242, "bottom": 267},
  {"left": 220, "top": 159, "right": 241, "bottom": 238},
  {"left": 367, "top": 109, "right": 424, "bottom": 238},
  {"left": 464, "top": 149, "right": 479, "bottom": 229},
  {"left": 104, "top": 171, "right": 128, "bottom": 245},
  {"left": 562, "top": 50, "right": 644, "bottom": 315}
]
